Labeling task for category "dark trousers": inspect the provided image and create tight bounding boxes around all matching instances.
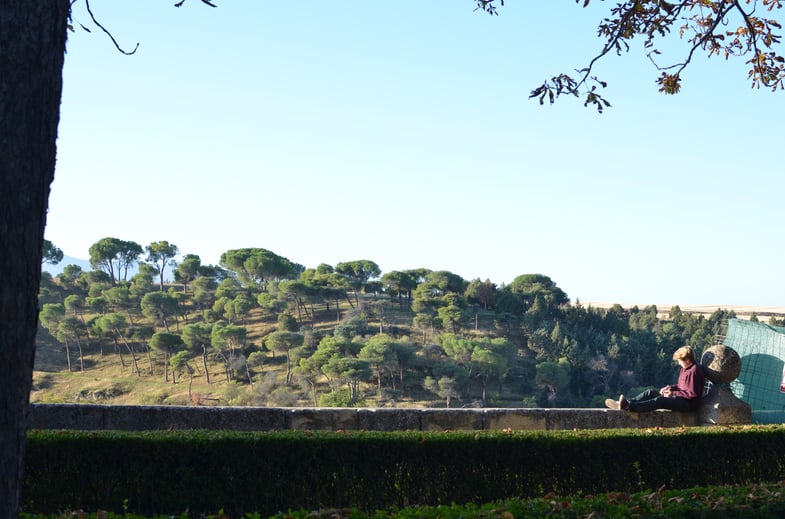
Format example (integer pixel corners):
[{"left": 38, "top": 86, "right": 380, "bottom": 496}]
[{"left": 627, "top": 388, "right": 694, "bottom": 413}]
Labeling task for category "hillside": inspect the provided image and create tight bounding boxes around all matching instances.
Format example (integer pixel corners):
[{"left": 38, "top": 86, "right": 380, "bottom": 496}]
[
  {"left": 31, "top": 295, "right": 780, "bottom": 408},
  {"left": 31, "top": 300, "right": 474, "bottom": 408}
]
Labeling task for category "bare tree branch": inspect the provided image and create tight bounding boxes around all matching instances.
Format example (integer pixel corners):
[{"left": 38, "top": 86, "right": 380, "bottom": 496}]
[
  {"left": 84, "top": 0, "right": 139, "bottom": 55},
  {"left": 175, "top": 0, "right": 218, "bottom": 7},
  {"left": 648, "top": 0, "right": 736, "bottom": 92},
  {"left": 580, "top": 1, "right": 646, "bottom": 90}
]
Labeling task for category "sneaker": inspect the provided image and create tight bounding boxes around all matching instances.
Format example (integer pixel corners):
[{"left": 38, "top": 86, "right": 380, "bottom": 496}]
[
  {"left": 605, "top": 397, "right": 620, "bottom": 410},
  {"left": 619, "top": 394, "right": 630, "bottom": 411}
]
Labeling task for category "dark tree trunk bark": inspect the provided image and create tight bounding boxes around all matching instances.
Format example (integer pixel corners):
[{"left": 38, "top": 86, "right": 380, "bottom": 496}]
[
  {"left": 76, "top": 335, "right": 84, "bottom": 371},
  {"left": 0, "top": 2, "right": 69, "bottom": 516},
  {"left": 63, "top": 337, "right": 72, "bottom": 372},
  {"left": 202, "top": 345, "right": 211, "bottom": 384}
]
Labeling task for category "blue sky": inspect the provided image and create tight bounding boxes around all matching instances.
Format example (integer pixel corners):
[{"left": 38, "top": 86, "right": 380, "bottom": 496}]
[{"left": 47, "top": 1, "right": 784, "bottom": 307}]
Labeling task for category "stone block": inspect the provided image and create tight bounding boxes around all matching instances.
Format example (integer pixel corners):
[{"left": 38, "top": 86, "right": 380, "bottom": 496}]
[
  {"left": 102, "top": 405, "right": 176, "bottom": 431},
  {"left": 30, "top": 403, "right": 716, "bottom": 432},
  {"left": 356, "top": 408, "right": 421, "bottom": 431},
  {"left": 30, "top": 403, "right": 105, "bottom": 430},
  {"left": 699, "top": 385, "right": 752, "bottom": 425},
  {"left": 153, "top": 405, "right": 212, "bottom": 430},
  {"left": 643, "top": 409, "right": 699, "bottom": 428},
  {"left": 483, "top": 408, "right": 546, "bottom": 430},
  {"left": 207, "top": 406, "right": 287, "bottom": 431},
  {"left": 286, "top": 407, "right": 358, "bottom": 431},
  {"left": 420, "top": 409, "right": 483, "bottom": 431},
  {"left": 544, "top": 409, "right": 603, "bottom": 430},
  {"left": 605, "top": 409, "right": 698, "bottom": 429}
]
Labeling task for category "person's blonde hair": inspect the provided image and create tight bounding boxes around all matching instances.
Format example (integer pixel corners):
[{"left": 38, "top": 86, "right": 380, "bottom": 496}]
[{"left": 672, "top": 345, "right": 695, "bottom": 363}]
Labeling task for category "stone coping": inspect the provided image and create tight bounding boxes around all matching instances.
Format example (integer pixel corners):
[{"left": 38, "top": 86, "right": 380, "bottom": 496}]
[{"left": 30, "top": 403, "right": 701, "bottom": 432}]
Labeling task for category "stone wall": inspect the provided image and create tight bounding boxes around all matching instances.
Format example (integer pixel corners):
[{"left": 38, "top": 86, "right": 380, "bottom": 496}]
[{"left": 31, "top": 403, "right": 703, "bottom": 431}]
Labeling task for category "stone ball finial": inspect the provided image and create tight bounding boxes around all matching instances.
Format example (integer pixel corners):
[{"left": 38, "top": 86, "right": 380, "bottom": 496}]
[{"left": 700, "top": 344, "right": 742, "bottom": 384}]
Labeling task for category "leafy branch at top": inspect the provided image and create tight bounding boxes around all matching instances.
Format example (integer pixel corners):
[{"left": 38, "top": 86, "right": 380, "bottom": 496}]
[{"left": 475, "top": 0, "right": 784, "bottom": 111}]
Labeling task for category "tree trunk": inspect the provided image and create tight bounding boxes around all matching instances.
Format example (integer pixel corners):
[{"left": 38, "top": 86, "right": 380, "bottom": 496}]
[
  {"left": 145, "top": 343, "right": 154, "bottom": 375},
  {"left": 114, "top": 338, "right": 126, "bottom": 368},
  {"left": 75, "top": 336, "right": 85, "bottom": 372},
  {"left": 0, "top": 2, "right": 69, "bottom": 516},
  {"left": 307, "top": 378, "right": 318, "bottom": 406},
  {"left": 118, "top": 334, "right": 140, "bottom": 377},
  {"left": 63, "top": 337, "right": 72, "bottom": 373},
  {"left": 202, "top": 345, "right": 211, "bottom": 384},
  {"left": 285, "top": 351, "right": 293, "bottom": 385},
  {"left": 244, "top": 358, "right": 254, "bottom": 389}
]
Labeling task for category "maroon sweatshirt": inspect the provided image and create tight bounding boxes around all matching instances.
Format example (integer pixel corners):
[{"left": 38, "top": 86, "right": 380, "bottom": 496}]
[{"left": 669, "top": 362, "right": 705, "bottom": 406}]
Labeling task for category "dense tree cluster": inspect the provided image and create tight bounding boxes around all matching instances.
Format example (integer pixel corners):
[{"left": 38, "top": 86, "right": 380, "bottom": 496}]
[{"left": 39, "top": 238, "right": 739, "bottom": 408}]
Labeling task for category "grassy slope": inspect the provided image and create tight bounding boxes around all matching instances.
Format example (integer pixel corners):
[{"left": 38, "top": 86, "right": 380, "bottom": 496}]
[{"left": 31, "top": 295, "right": 505, "bottom": 407}]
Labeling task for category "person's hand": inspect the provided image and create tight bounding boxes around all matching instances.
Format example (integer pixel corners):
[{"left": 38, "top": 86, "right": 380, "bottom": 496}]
[{"left": 660, "top": 386, "right": 672, "bottom": 397}]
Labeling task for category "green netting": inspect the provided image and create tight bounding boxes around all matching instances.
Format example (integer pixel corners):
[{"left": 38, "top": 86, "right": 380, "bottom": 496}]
[{"left": 725, "top": 318, "right": 785, "bottom": 424}]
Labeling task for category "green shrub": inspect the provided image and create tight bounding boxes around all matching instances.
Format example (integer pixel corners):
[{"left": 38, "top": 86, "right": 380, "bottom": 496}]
[
  {"left": 22, "top": 426, "right": 785, "bottom": 518},
  {"left": 318, "top": 388, "right": 365, "bottom": 407}
]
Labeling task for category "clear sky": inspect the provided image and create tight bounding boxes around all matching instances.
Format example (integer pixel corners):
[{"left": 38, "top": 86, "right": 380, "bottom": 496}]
[{"left": 46, "top": 1, "right": 785, "bottom": 307}]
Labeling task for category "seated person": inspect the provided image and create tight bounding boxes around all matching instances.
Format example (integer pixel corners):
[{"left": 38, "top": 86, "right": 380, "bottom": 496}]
[{"left": 605, "top": 345, "right": 705, "bottom": 412}]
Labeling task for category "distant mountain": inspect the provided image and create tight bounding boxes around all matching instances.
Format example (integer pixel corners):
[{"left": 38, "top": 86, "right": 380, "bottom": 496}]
[{"left": 42, "top": 255, "right": 92, "bottom": 276}]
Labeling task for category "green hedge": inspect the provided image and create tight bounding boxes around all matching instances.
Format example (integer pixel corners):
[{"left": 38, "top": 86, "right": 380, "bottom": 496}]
[{"left": 22, "top": 426, "right": 785, "bottom": 517}]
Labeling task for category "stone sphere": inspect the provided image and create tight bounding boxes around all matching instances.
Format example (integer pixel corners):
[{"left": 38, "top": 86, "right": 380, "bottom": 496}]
[{"left": 700, "top": 344, "right": 742, "bottom": 384}]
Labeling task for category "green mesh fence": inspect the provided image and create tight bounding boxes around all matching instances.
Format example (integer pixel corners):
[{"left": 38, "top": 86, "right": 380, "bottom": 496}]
[{"left": 725, "top": 318, "right": 785, "bottom": 424}]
